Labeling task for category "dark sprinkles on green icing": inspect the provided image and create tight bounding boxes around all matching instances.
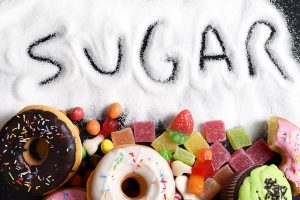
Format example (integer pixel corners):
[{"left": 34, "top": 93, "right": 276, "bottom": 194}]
[
  {"left": 0, "top": 109, "right": 76, "bottom": 195},
  {"left": 264, "top": 178, "right": 288, "bottom": 200}
]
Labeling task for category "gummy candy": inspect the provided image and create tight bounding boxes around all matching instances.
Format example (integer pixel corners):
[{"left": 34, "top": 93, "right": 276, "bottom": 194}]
[
  {"left": 171, "top": 160, "right": 192, "bottom": 177},
  {"left": 133, "top": 121, "right": 156, "bottom": 142},
  {"left": 159, "top": 149, "right": 173, "bottom": 161},
  {"left": 173, "top": 147, "right": 195, "bottom": 166},
  {"left": 203, "top": 120, "right": 226, "bottom": 143},
  {"left": 167, "top": 109, "right": 194, "bottom": 144},
  {"left": 228, "top": 148, "right": 254, "bottom": 172},
  {"left": 199, "top": 178, "right": 221, "bottom": 200},
  {"left": 151, "top": 132, "right": 179, "bottom": 153},
  {"left": 102, "top": 118, "right": 119, "bottom": 136},
  {"left": 111, "top": 128, "right": 135, "bottom": 147},
  {"left": 183, "top": 132, "right": 209, "bottom": 156},
  {"left": 192, "top": 160, "right": 215, "bottom": 177},
  {"left": 212, "top": 164, "right": 234, "bottom": 187},
  {"left": 245, "top": 139, "right": 273, "bottom": 165},
  {"left": 189, "top": 174, "right": 204, "bottom": 195},
  {"left": 194, "top": 148, "right": 212, "bottom": 166},
  {"left": 210, "top": 143, "right": 231, "bottom": 170},
  {"left": 226, "top": 126, "right": 252, "bottom": 150}
]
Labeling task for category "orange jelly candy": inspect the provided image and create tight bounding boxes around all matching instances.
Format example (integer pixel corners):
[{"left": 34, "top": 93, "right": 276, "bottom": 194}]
[
  {"left": 188, "top": 174, "right": 204, "bottom": 195},
  {"left": 195, "top": 148, "right": 212, "bottom": 166}
]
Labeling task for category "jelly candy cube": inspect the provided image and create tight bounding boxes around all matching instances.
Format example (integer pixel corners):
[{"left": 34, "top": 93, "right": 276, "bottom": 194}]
[
  {"left": 203, "top": 120, "right": 226, "bottom": 143},
  {"left": 199, "top": 178, "right": 221, "bottom": 200},
  {"left": 151, "top": 132, "right": 178, "bottom": 153},
  {"left": 171, "top": 160, "right": 192, "bottom": 177},
  {"left": 194, "top": 148, "right": 212, "bottom": 166},
  {"left": 111, "top": 128, "right": 135, "bottom": 147},
  {"left": 245, "top": 139, "right": 273, "bottom": 165},
  {"left": 103, "top": 118, "right": 119, "bottom": 136},
  {"left": 226, "top": 126, "right": 252, "bottom": 150},
  {"left": 228, "top": 148, "right": 254, "bottom": 172},
  {"left": 133, "top": 121, "right": 156, "bottom": 142},
  {"left": 212, "top": 164, "right": 234, "bottom": 187},
  {"left": 189, "top": 174, "right": 204, "bottom": 195},
  {"left": 159, "top": 149, "right": 173, "bottom": 161},
  {"left": 192, "top": 160, "right": 215, "bottom": 177},
  {"left": 183, "top": 132, "right": 209, "bottom": 156},
  {"left": 173, "top": 147, "right": 195, "bottom": 166},
  {"left": 210, "top": 142, "right": 231, "bottom": 170}
]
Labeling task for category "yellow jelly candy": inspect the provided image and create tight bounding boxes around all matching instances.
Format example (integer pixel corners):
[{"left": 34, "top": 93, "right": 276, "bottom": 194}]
[
  {"left": 151, "top": 132, "right": 179, "bottom": 153},
  {"left": 101, "top": 139, "right": 114, "bottom": 154},
  {"left": 184, "top": 132, "right": 209, "bottom": 156}
]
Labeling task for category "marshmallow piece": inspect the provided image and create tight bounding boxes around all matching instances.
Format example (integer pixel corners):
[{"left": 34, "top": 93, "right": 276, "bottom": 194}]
[
  {"left": 175, "top": 176, "right": 201, "bottom": 200},
  {"left": 83, "top": 134, "right": 105, "bottom": 156},
  {"left": 171, "top": 160, "right": 192, "bottom": 177}
]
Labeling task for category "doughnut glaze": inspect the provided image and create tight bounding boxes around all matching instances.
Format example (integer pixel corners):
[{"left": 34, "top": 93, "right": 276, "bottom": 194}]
[
  {"left": 0, "top": 105, "right": 81, "bottom": 195},
  {"left": 87, "top": 145, "right": 175, "bottom": 200},
  {"left": 43, "top": 188, "right": 86, "bottom": 200}
]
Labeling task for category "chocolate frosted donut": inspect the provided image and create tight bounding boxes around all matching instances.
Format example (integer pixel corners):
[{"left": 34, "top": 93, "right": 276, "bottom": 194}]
[{"left": 0, "top": 105, "right": 82, "bottom": 195}]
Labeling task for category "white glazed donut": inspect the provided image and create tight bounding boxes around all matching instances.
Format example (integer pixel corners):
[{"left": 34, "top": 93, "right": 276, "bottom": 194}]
[{"left": 87, "top": 145, "right": 175, "bottom": 200}]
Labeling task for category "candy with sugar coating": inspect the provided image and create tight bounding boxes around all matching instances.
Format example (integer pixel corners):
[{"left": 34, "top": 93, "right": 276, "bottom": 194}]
[
  {"left": 228, "top": 148, "right": 254, "bottom": 172},
  {"left": 151, "top": 132, "right": 178, "bottom": 153},
  {"left": 203, "top": 120, "right": 226, "bottom": 143},
  {"left": 199, "top": 178, "right": 221, "bottom": 200},
  {"left": 175, "top": 176, "right": 201, "bottom": 200},
  {"left": 183, "top": 132, "right": 209, "bottom": 156},
  {"left": 133, "top": 121, "right": 156, "bottom": 142},
  {"left": 173, "top": 147, "right": 195, "bottom": 166},
  {"left": 246, "top": 139, "right": 273, "bottom": 165},
  {"left": 210, "top": 142, "right": 231, "bottom": 170},
  {"left": 226, "top": 126, "right": 252, "bottom": 150},
  {"left": 212, "top": 164, "right": 234, "bottom": 187},
  {"left": 171, "top": 160, "right": 192, "bottom": 177},
  {"left": 111, "top": 128, "right": 135, "bottom": 147}
]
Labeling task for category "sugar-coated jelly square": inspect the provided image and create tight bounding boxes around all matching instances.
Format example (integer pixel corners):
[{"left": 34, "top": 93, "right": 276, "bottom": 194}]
[
  {"left": 228, "top": 148, "right": 254, "bottom": 172},
  {"left": 199, "top": 178, "right": 221, "bottom": 200},
  {"left": 212, "top": 164, "right": 234, "bottom": 187},
  {"left": 111, "top": 128, "right": 135, "bottom": 147},
  {"left": 210, "top": 142, "right": 231, "bottom": 170},
  {"left": 133, "top": 121, "right": 156, "bottom": 142},
  {"left": 245, "top": 139, "right": 273, "bottom": 165},
  {"left": 203, "top": 120, "right": 226, "bottom": 143},
  {"left": 151, "top": 132, "right": 178, "bottom": 153},
  {"left": 173, "top": 147, "right": 195, "bottom": 166},
  {"left": 226, "top": 126, "right": 252, "bottom": 150},
  {"left": 184, "top": 132, "right": 209, "bottom": 156}
]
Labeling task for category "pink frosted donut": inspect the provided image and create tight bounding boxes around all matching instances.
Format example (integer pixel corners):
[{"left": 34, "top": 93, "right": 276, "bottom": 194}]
[{"left": 43, "top": 188, "right": 86, "bottom": 200}]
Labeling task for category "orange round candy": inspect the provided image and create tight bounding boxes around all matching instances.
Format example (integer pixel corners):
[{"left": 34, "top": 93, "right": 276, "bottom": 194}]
[
  {"left": 69, "top": 174, "right": 83, "bottom": 187},
  {"left": 107, "top": 103, "right": 122, "bottom": 119},
  {"left": 86, "top": 120, "right": 101, "bottom": 136}
]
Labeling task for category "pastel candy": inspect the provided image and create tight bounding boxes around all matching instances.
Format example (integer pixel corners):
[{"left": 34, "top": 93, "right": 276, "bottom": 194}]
[
  {"left": 226, "top": 126, "right": 252, "bottom": 150},
  {"left": 173, "top": 147, "right": 195, "bottom": 166},
  {"left": 210, "top": 142, "right": 231, "bottom": 170},
  {"left": 175, "top": 176, "right": 201, "bottom": 200},
  {"left": 171, "top": 160, "right": 192, "bottom": 177},
  {"left": 111, "top": 128, "right": 135, "bottom": 147},
  {"left": 133, "top": 121, "right": 156, "bottom": 142},
  {"left": 199, "top": 178, "right": 221, "bottom": 200},
  {"left": 184, "top": 132, "right": 209, "bottom": 157},
  {"left": 212, "top": 164, "right": 234, "bottom": 187},
  {"left": 151, "top": 132, "right": 179, "bottom": 153},
  {"left": 83, "top": 134, "right": 105, "bottom": 156},
  {"left": 246, "top": 139, "right": 273, "bottom": 165},
  {"left": 203, "top": 120, "right": 226, "bottom": 143},
  {"left": 228, "top": 148, "right": 254, "bottom": 172}
]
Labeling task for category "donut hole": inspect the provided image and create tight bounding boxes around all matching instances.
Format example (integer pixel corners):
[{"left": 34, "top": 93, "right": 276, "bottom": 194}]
[
  {"left": 23, "top": 137, "right": 49, "bottom": 165},
  {"left": 121, "top": 173, "right": 147, "bottom": 199}
]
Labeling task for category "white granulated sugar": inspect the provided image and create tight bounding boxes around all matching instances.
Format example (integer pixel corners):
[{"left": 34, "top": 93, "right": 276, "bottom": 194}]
[{"left": 0, "top": 0, "right": 299, "bottom": 139}]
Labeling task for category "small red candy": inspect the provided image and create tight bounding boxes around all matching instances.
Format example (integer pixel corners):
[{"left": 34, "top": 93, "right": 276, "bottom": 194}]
[
  {"left": 69, "top": 107, "right": 84, "bottom": 121},
  {"left": 192, "top": 160, "right": 216, "bottom": 177},
  {"left": 103, "top": 118, "right": 119, "bottom": 136},
  {"left": 69, "top": 173, "right": 83, "bottom": 187}
]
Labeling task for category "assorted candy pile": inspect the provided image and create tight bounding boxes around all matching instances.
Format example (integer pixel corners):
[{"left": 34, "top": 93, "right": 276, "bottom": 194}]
[{"left": 60, "top": 104, "right": 279, "bottom": 200}]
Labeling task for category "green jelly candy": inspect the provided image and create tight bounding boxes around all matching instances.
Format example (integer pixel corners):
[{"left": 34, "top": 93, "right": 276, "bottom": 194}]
[
  {"left": 159, "top": 149, "right": 173, "bottom": 161},
  {"left": 173, "top": 147, "right": 195, "bottom": 166},
  {"left": 226, "top": 126, "right": 252, "bottom": 150},
  {"left": 167, "top": 129, "right": 190, "bottom": 145},
  {"left": 151, "top": 132, "right": 179, "bottom": 153},
  {"left": 82, "top": 146, "right": 87, "bottom": 159}
]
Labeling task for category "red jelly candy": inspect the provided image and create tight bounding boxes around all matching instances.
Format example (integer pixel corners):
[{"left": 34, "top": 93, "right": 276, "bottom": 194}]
[
  {"left": 245, "top": 139, "right": 273, "bottom": 165},
  {"left": 195, "top": 148, "right": 212, "bottom": 166},
  {"left": 228, "top": 148, "right": 254, "bottom": 172},
  {"left": 133, "top": 121, "right": 156, "bottom": 142},
  {"left": 210, "top": 143, "right": 231, "bottom": 170},
  {"left": 103, "top": 118, "right": 119, "bottom": 136},
  {"left": 192, "top": 160, "right": 216, "bottom": 177},
  {"left": 203, "top": 120, "right": 226, "bottom": 143}
]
